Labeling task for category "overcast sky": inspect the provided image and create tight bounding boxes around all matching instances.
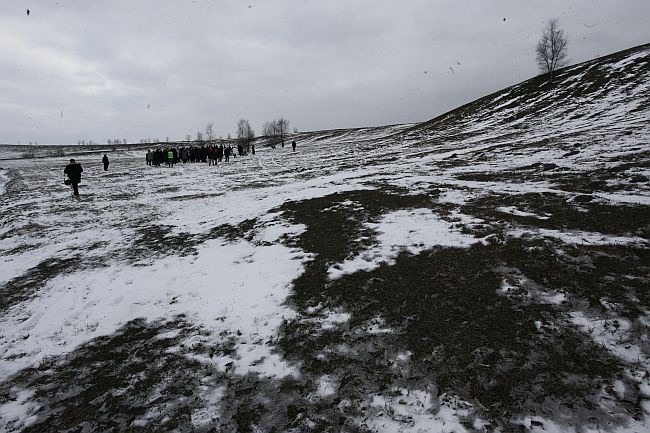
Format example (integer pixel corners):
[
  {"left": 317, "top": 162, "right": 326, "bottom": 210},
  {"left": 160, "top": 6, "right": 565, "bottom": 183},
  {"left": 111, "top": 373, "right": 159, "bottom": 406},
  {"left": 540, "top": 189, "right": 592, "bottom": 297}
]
[{"left": 1, "top": 0, "right": 648, "bottom": 144}]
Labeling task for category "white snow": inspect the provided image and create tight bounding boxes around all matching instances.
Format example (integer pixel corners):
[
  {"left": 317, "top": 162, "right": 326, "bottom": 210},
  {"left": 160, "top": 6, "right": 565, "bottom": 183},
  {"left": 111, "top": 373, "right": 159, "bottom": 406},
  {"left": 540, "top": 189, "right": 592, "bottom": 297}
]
[
  {"left": 595, "top": 192, "right": 650, "bottom": 206},
  {"left": 327, "top": 208, "right": 479, "bottom": 280},
  {"left": 497, "top": 206, "right": 551, "bottom": 220},
  {"left": 508, "top": 227, "right": 649, "bottom": 247},
  {"left": 436, "top": 188, "right": 476, "bottom": 205},
  {"left": 613, "top": 380, "right": 627, "bottom": 399},
  {"left": 569, "top": 311, "right": 647, "bottom": 365},
  {"left": 0, "top": 388, "right": 39, "bottom": 430},
  {"left": 0, "top": 170, "right": 8, "bottom": 195},
  {"left": 363, "top": 390, "right": 485, "bottom": 433},
  {"left": 319, "top": 311, "right": 352, "bottom": 330},
  {"left": 540, "top": 292, "right": 566, "bottom": 305},
  {"left": 0, "top": 238, "right": 307, "bottom": 381},
  {"left": 314, "top": 374, "right": 338, "bottom": 398}
]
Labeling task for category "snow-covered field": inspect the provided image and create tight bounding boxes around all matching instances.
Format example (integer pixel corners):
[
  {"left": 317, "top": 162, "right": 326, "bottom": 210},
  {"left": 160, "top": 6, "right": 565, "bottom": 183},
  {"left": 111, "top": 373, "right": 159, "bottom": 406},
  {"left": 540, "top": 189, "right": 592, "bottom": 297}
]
[{"left": 0, "top": 44, "right": 649, "bottom": 432}]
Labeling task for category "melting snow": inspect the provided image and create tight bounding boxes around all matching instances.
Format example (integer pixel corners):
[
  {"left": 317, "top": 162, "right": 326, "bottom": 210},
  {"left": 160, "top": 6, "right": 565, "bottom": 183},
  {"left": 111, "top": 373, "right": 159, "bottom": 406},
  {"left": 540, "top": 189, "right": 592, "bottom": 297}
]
[
  {"left": 0, "top": 239, "right": 307, "bottom": 381},
  {"left": 497, "top": 206, "right": 551, "bottom": 219},
  {"left": 328, "top": 208, "right": 479, "bottom": 280}
]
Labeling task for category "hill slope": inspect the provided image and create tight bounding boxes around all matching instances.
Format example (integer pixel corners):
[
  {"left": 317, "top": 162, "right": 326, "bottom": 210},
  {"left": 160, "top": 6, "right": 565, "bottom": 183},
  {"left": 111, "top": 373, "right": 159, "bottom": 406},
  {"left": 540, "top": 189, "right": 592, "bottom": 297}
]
[
  {"left": 0, "top": 44, "right": 649, "bottom": 432},
  {"left": 293, "top": 42, "right": 649, "bottom": 200}
]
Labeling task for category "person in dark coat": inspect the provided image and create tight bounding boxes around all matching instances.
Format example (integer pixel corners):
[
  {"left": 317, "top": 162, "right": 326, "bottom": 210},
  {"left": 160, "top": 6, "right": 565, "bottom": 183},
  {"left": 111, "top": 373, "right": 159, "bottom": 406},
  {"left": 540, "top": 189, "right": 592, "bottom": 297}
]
[
  {"left": 291, "top": 140, "right": 296, "bottom": 151},
  {"left": 102, "top": 154, "right": 109, "bottom": 171},
  {"left": 64, "top": 158, "right": 83, "bottom": 197}
]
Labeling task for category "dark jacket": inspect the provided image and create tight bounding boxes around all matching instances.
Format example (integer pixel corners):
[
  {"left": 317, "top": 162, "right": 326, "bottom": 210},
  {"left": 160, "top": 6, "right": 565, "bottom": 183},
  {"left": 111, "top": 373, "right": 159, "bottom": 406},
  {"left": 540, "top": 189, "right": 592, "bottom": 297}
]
[
  {"left": 102, "top": 155, "right": 109, "bottom": 164},
  {"left": 64, "top": 163, "right": 83, "bottom": 183}
]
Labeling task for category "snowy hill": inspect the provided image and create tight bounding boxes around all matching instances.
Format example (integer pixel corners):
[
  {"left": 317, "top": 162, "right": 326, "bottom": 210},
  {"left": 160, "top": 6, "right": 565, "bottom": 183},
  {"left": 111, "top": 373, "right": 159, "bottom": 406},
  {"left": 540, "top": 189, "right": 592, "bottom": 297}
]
[{"left": 0, "top": 44, "right": 649, "bottom": 432}]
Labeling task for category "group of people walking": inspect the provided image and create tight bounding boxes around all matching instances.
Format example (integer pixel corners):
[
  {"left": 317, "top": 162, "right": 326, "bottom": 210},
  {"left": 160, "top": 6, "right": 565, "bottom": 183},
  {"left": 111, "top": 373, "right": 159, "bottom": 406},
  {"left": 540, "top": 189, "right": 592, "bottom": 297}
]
[
  {"left": 145, "top": 143, "right": 252, "bottom": 168},
  {"left": 63, "top": 140, "right": 298, "bottom": 197},
  {"left": 145, "top": 140, "right": 297, "bottom": 168}
]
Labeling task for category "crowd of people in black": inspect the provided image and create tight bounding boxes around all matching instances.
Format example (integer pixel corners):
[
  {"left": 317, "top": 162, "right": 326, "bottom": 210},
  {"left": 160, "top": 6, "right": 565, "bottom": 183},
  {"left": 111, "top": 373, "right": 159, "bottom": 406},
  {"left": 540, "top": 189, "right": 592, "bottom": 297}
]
[
  {"left": 145, "top": 143, "right": 258, "bottom": 167},
  {"left": 63, "top": 140, "right": 297, "bottom": 197}
]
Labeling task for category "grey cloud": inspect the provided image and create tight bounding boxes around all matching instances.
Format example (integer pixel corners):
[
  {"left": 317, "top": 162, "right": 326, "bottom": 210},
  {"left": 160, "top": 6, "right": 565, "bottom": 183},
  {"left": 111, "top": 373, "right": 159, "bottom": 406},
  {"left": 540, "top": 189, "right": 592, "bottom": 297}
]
[{"left": 1, "top": 0, "right": 648, "bottom": 144}]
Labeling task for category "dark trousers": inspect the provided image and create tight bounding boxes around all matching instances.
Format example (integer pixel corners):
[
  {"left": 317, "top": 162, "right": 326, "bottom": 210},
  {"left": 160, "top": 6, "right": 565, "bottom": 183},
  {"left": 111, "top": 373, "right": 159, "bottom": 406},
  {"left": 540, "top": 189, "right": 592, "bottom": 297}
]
[
  {"left": 72, "top": 182, "right": 79, "bottom": 196},
  {"left": 103, "top": 163, "right": 109, "bottom": 171}
]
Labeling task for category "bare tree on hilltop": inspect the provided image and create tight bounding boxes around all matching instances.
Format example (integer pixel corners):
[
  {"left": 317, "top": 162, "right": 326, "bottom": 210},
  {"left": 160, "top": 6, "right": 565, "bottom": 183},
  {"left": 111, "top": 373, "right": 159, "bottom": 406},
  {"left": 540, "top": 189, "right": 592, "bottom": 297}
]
[
  {"left": 536, "top": 18, "right": 568, "bottom": 83},
  {"left": 236, "top": 119, "right": 255, "bottom": 152},
  {"left": 262, "top": 118, "right": 290, "bottom": 148},
  {"left": 262, "top": 121, "right": 274, "bottom": 143},
  {"left": 205, "top": 122, "right": 216, "bottom": 145}
]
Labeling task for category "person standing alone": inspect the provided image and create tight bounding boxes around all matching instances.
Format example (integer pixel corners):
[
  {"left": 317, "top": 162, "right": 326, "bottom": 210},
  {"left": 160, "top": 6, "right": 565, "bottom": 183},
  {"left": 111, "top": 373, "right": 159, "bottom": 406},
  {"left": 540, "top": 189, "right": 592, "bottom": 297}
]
[
  {"left": 64, "top": 158, "right": 83, "bottom": 198},
  {"left": 102, "top": 154, "right": 109, "bottom": 171}
]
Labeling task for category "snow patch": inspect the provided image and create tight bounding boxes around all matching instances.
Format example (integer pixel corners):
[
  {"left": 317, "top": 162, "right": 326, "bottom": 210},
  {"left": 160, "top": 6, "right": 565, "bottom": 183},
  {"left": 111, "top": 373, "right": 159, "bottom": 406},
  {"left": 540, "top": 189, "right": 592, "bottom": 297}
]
[
  {"left": 569, "top": 311, "right": 647, "bottom": 365},
  {"left": 0, "top": 388, "right": 39, "bottom": 430},
  {"left": 363, "top": 390, "right": 484, "bottom": 433},
  {"left": 320, "top": 311, "right": 352, "bottom": 330},
  {"left": 0, "top": 236, "right": 307, "bottom": 381},
  {"left": 497, "top": 206, "right": 551, "bottom": 220},
  {"left": 314, "top": 374, "right": 338, "bottom": 398},
  {"left": 509, "top": 227, "right": 649, "bottom": 247},
  {"left": 328, "top": 208, "right": 479, "bottom": 280},
  {"left": 0, "top": 170, "right": 8, "bottom": 195},
  {"left": 437, "top": 188, "right": 476, "bottom": 205}
]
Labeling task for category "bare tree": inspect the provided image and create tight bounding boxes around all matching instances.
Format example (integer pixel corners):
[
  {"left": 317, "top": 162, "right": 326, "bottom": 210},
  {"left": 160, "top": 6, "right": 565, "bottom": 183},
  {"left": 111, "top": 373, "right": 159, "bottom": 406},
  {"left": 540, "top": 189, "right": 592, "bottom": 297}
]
[
  {"left": 262, "top": 120, "right": 279, "bottom": 147},
  {"left": 236, "top": 119, "right": 255, "bottom": 152},
  {"left": 262, "top": 118, "right": 290, "bottom": 147},
  {"left": 185, "top": 134, "right": 192, "bottom": 146},
  {"left": 205, "top": 122, "right": 216, "bottom": 145},
  {"left": 536, "top": 18, "right": 568, "bottom": 83},
  {"left": 196, "top": 131, "right": 204, "bottom": 145},
  {"left": 262, "top": 121, "right": 275, "bottom": 140},
  {"left": 277, "top": 118, "right": 289, "bottom": 147}
]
